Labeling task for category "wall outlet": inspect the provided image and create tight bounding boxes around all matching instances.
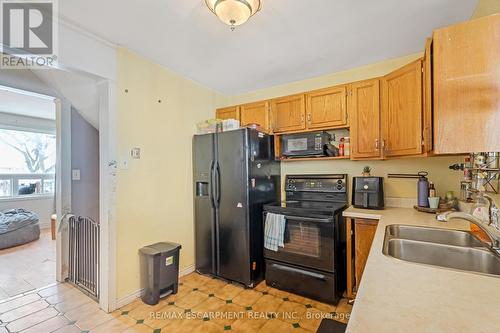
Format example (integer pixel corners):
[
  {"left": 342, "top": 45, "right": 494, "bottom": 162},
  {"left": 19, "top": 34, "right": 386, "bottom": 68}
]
[{"left": 72, "top": 169, "right": 81, "bottom": 181}]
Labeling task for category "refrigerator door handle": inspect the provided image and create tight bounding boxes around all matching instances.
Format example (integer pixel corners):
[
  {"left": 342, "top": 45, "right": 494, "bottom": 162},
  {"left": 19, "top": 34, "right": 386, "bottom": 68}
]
[
  {"left": 215, "top": 162, "right": 221, "bottom": 207},
  {"left": 210, "top": 160, "right": 216, "bottom": 208}
]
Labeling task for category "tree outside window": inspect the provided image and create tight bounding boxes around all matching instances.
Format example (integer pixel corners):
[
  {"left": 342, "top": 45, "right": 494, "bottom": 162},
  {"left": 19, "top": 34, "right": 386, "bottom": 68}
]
[{"left": 0, "top": 128, "right": 56, "bottom": 196}]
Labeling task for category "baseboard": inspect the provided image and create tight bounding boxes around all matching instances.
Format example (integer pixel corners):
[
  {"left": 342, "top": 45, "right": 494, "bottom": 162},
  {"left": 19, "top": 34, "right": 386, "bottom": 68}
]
[
  {"left": 180, "top": 264, "right": 195, "bottom": 277},
  {"left": 114, "top": 264, "right": 195, "bottom": 309},
  {"left": 115, "top": 288, "right": 143, "bottom": 309}
]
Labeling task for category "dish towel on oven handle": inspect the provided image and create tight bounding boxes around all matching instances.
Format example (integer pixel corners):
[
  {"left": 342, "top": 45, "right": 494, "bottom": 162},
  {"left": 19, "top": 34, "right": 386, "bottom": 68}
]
[{"left": 264, "top": 213, "right": 286, "bottom": 251}]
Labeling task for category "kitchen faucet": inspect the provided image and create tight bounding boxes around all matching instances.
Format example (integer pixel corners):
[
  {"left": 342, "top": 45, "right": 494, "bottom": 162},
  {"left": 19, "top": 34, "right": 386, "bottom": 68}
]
[
  {"left": 438, "top": 211, "right": 500, "bottom": 255},
  {"left": 482, "top": 193, "right": 495, "bottom": 226}
]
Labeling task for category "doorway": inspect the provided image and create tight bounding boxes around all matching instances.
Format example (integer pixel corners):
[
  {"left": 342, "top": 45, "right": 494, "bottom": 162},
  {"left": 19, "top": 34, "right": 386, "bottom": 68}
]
[
  {"left": 0, "top": 67, "right": 116, "bottom": 312},
  {"left": 0, "top": 87, "right": 57, "bottom": 300}
]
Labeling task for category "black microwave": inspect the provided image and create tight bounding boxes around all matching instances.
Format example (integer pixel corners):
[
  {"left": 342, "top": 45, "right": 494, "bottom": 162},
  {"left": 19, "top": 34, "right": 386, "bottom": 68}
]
[{"left": 281, "top": 131, "right": 331, "bottom": 157}]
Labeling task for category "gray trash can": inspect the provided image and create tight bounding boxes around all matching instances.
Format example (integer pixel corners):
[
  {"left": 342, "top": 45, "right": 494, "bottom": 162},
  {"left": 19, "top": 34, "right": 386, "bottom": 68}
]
[{"left": 139, "top": 242, "right": 181, "bottom": 305}]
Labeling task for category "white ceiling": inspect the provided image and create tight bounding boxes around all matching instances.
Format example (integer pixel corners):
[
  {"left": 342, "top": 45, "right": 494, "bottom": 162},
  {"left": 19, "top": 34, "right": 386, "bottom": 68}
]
[
  {"left": 59, "top": 0, "right": 478, "bottom": 95},
  {"left": 0, "top": 89, "right": 55, "bottom": 120}
]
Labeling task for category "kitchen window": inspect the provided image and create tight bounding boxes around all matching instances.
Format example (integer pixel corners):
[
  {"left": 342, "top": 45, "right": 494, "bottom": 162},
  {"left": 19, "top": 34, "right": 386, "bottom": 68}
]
[{"left": 0, "top": 128, "right": 56, "bottom": 198}]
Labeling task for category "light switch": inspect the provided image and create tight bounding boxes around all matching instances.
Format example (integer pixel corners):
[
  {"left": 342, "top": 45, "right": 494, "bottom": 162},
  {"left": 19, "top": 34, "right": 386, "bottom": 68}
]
[
  {"left": 72, "top": 169, "right": 81, "bottom": 180},
  {"left": 131, "top": 147, "right": 141, "bottom": 159}
]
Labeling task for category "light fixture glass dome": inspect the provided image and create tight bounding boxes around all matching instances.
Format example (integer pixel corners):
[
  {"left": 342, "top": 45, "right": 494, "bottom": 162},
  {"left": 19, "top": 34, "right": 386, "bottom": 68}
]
[{"left": 205, "top": 0, "right": 261, "bottom": 29}]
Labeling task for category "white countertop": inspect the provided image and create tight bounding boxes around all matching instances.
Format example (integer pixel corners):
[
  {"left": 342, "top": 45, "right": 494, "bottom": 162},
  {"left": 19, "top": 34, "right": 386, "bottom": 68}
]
[{"left": 343, "top": 206, "right": 500, "bottom": 333}]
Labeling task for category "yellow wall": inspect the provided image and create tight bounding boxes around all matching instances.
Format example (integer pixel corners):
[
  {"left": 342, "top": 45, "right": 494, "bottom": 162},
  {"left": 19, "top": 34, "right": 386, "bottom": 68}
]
[
  {"left": 219, "top": 54, "right": 466, "bottom": 201},
  {"left": 115, "top": 48, "right": 224, "bottom": 299}
]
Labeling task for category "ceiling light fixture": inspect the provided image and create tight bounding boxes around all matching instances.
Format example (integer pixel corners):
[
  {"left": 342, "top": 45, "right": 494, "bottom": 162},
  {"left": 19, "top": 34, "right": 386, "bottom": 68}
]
[{"left": 205, "top": 0, "right": 261, "bottom": 30}]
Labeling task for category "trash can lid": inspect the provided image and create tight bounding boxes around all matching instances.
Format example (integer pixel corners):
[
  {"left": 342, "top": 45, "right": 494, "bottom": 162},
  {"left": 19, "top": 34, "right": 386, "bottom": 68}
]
[{"left": 139, "top": 242, "right": 182, "bottom": 256}]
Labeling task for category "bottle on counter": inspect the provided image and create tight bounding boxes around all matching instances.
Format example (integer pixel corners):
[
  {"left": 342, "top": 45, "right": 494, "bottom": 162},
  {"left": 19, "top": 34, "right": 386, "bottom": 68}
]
[
  {"left": 417, "top": 173, "right": 430, "bottom": 207},
  {"left": 429, "top": 182, "right": 436, "bottom": 197}
]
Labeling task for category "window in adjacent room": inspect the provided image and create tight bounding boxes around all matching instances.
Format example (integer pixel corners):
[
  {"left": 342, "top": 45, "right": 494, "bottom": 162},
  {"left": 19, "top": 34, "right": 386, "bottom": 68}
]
[{"left": 0, "top": 128, "right": 56, "bottom": 197}]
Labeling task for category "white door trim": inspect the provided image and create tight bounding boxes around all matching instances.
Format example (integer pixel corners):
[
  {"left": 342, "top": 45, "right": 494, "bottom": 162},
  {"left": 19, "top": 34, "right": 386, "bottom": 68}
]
[
  {"left": 97, "top": 80, "right": 117, "bottom": 312},
  {"left": 55, "top": 98, "right": 72, "bottom": 283},
  {"left": 54, "top": 98, "right": 63, "bottom": 282}
]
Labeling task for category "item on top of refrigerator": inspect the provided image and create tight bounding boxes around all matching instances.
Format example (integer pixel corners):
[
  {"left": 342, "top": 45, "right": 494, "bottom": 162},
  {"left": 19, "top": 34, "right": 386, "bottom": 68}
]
[
  {"left": 196, "top": 119, "right": 222, "bottom": 134},
  {"left": 417, "top": 171, "right": 430, "bottom": 208},
  {"left": 222, "top": 119, "right": 240, "bottom": 132},
  {"left": 245, "top": 123, "right": 260, "bottom": 130}
]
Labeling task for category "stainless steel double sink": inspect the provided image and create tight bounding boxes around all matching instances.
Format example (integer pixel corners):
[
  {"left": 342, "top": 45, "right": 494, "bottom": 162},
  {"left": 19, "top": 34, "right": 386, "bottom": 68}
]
[{"left": 383, "top": 225, "right": 500, "bottom": 277}]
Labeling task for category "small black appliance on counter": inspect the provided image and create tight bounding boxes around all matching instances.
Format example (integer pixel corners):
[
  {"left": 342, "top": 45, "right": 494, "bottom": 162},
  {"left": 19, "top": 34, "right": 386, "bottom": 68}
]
[{"left": 352, "top": 177, "right": 384, "bottom": 209}]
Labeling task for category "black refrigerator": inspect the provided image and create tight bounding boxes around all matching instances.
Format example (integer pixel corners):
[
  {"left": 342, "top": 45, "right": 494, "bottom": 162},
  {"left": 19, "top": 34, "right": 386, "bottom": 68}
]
[{"left": 193, "top": 128, "right": 280, "bottom": 287}]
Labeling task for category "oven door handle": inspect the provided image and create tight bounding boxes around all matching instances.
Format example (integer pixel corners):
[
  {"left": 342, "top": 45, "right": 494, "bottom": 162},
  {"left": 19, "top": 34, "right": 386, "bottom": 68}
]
[
  {"left": 284, "top": 215, "right": 333, "bottom": 223},
  {"left": 271, "top": 263, "right": 327, "bottom": 281}
]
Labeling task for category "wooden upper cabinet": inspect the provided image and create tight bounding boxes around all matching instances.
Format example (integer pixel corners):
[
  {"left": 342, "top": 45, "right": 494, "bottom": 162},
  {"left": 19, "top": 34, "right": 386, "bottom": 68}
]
[
  {"left": 381, "top": 59, "right": 423, "bottom": 157},
  {"left": 216, "top": 106, "right": 240, "bottom": 120},
  {"left": 433, "top": 14, "right": 500, "bottom": 154},
  {"left": 422, "top": 38, "right": 433, "bottom": 153},
  {"left": 306, "top": 86, "right": 348, "bottom": 129},
  {"left": 349, "top": 79, "right": 382, "bottom": 159},
  {"left": 271, "top": 94, "right": 306, "bottom": 133},
  {"left": 240, "top": 100, "right": 271, "bottom": 133}
]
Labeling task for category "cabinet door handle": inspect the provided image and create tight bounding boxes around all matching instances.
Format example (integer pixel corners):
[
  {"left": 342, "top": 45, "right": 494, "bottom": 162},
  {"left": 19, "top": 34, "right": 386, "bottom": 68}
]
[
  {"left": 382, "top": 139, "right": 387, "bottom": 151},
  {"left": 301, "top": 114, "right": 304, "bottom": 123},
  {"left": 375, "top": 139, "right": 379, "bottom": 149},
  {"left": 307, "top": 113, "right": 311, "bottom": 122}
]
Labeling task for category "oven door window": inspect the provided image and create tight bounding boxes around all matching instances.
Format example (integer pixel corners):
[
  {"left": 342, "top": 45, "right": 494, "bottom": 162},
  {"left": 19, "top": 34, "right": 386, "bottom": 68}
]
[
  {"left": 264, "top": 215, "right": 336, "bottom": 273},
  {"left": 283, "top": 222, "right": 321, "bottom": 257}
]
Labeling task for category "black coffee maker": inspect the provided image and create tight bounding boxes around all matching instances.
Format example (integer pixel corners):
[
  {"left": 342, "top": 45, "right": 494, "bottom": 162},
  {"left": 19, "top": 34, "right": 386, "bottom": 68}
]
[{"left": 352, "top": 177, "right": 385, "bottom": 209}]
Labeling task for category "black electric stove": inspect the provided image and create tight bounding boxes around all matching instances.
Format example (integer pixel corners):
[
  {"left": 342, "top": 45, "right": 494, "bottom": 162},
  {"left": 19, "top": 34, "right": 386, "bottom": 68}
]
[{"left": 263, "top": 174, "right": 347, "bottom": 304}]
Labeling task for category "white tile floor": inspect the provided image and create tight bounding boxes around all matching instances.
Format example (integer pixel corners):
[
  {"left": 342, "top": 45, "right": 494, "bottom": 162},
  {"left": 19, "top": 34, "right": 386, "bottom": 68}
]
[
  {"left": 0, "top": 229, "right": 56, "bottom": 301},
  {"left": 0, "top": 282, "right": 97, "bottom": 333}
]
